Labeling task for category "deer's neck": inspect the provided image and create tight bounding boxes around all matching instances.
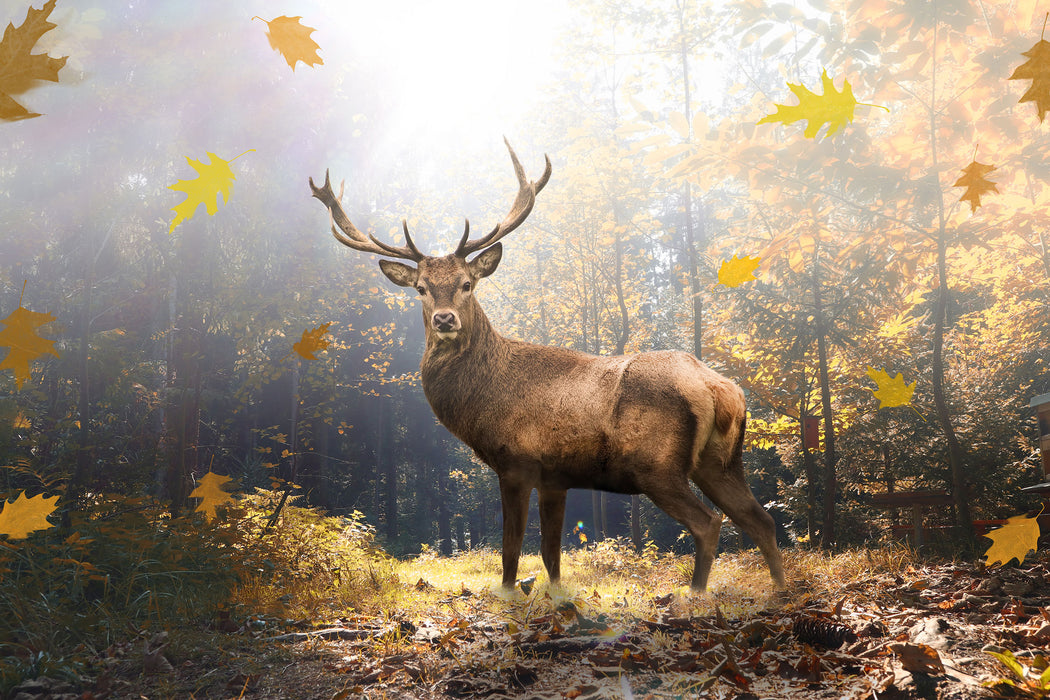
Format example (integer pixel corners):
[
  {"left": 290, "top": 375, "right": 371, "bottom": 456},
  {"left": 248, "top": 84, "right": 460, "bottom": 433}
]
[{"left": 420, "top": 306, "right": 509, "bottom": 440}]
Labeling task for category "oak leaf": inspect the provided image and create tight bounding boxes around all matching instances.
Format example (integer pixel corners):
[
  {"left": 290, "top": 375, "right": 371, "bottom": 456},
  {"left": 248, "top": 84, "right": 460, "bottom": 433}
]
[
  {"left": 0, "top": 290, "right": 59, "bottom": 390},
  {"left": 953, "top": 160, "right": 998, "bottom": 213},
  {"left": 168, "top": 150, "right": 254, "bottom": 233},
  {"left": 189, "top": 471, "right": 235, "bottom": 522},
  {"left": 253, "top": 16, "right": 322, "bottom": 71},
  {"left": 758, "top": 69, "right": 886, "bottom": 139},
  {"left": 717, "top": 254, "right": 761, "bottom": 287},
  {"left": 982, "top": 513, "right": 1041, "bottom": 567},
  {"left": 292, "top": 322, "right": 332, "bottom": 360},
  {"left": 0, "top": 0, "right": 67, "bottom": 121},
  {"left": 866, "top": 367, "right": 915, "bottom": 409},
  {"left": 0, "top": 490, "right": 59, "bottom": 539},
  {"left": 1008, "top": 38, "right": 1050, "bottom": 123}
]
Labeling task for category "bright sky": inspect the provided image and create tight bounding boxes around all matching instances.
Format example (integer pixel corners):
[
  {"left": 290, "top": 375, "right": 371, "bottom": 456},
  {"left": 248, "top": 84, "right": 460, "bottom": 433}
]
[{"left": 339, "top": 0, "right": 571, "bottom": 153}]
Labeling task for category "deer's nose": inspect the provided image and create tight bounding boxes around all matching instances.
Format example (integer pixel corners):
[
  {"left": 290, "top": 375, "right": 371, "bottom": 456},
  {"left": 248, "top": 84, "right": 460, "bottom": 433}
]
[{"left": 432, "top": 312, "right": 457, "bottom": 332}]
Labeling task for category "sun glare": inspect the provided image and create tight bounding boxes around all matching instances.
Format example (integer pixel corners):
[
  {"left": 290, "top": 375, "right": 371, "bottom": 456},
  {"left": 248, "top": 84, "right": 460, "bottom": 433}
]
[{"left": 338, "top": 0, "right": 568, "bottom": 151}]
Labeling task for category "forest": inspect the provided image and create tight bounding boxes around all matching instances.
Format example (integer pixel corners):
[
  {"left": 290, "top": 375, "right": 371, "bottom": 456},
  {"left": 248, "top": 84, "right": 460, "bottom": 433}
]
[{"left": 1, "top": 0, "right": 1049, "bottom": 698}]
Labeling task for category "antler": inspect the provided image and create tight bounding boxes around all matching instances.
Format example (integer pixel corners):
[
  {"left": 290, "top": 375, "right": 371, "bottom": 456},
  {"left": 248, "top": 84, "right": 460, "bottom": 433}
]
[
  {"left": 309, "top": 171, "right": 425, "bottom": 262},
  {"left": 455, "top": 138, "right": 552, "bottom": 258}
]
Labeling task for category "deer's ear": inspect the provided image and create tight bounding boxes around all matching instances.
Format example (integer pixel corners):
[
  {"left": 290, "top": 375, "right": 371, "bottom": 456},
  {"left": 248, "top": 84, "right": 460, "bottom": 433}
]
[
  {"left": 379, "top": 260, "right": 419, "bottom": 288},
  {"left": 468, "top": 243, "right": 502, "bottom": 279}
]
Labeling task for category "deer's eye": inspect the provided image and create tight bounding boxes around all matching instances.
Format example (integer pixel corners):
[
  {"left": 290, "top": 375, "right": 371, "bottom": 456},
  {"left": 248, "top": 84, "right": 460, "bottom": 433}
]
[
  {"left": 462, "top": 281, "right": 472, "bottom": 292},
  {"left": 415, "top": 285, "right": 426, "bottom": 296}
]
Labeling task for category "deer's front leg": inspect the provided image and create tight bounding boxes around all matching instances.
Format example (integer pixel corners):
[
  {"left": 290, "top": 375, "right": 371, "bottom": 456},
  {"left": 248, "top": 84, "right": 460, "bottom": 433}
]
[
  {"left": 498, "top": 477, "right": 530, "bottom": 589},
  {"left": 538, "top": 488, "right": 566, "bottom": 583}
]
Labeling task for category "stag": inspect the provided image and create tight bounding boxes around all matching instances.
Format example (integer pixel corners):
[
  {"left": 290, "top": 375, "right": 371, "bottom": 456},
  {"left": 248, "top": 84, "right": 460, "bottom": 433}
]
[{"left": 309, "top": 140, "right": 785, "bottom": 592}]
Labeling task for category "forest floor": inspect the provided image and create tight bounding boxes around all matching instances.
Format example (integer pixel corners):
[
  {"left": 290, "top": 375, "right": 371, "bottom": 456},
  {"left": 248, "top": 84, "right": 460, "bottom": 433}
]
[{"left": 12, "top": 545, "right": 1050, "bottom": 700}]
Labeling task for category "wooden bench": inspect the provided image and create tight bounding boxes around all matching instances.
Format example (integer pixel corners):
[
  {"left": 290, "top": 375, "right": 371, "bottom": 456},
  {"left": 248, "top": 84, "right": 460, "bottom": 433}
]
[{"left": 871, "top": 490, "right": 955, "bottom": 548}]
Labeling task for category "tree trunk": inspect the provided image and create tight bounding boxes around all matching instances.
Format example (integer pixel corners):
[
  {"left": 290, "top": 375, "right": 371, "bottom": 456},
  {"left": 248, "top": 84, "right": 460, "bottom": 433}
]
[
  {"left": 932, "top": 234, "right": 974, "bottom": 542},
  {"left": 811, "top": 239, "right": 838, "bottom": 548}
]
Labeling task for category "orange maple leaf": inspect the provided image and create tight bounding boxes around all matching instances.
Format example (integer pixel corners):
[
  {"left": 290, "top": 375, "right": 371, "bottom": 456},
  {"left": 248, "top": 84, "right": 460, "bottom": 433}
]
[
  {"left": 168, "top": 150, "right": 254, "bottom": 233},
  {"left": 0, "top": 0, "right": 68, "bottom": 121},
  {"left": 953, "top": 159, "right": 998, "bottom": 213},
  {"left": 253, "top": 16, "right": 323, "bottom": 71},
  {"left": 292, "top": 322, "right": 332, "bottom": 360},
  {"left": 0, "top": 284, "right": 59, "bottom": 390},
  {"left": 1008, "top": 37, "right": 1050, "bottom": 123},
  {"left": 189, "top": 471, "right": 235, "bottom": 522},
  {"left": 982, "top": 512, "right": 1041, "bottom": 567},
  {"left": 757, "top": 69, "right": 887, "bottom": 139},
  {"left": 717, "top": 255, "right": 761, "bottom": 287},
  {"left": 0, "top": 490, "right": 59, "bottom": 539}
]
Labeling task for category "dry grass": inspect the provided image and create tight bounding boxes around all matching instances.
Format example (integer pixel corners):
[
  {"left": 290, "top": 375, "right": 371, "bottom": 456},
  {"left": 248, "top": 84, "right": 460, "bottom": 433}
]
[{"left": 348, "top": 539, "right": 921, "bottom": 626}]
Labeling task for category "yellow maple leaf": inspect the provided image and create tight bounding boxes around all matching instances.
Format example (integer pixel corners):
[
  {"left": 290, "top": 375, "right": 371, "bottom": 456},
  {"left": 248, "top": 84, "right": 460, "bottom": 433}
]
[
  {"left": 189, "top": 471, "right": 235, "bottom": 522},
  {"left": 982, "top": 513, "right": 1041, "bottom": 567},
  {"left": 866, "top": 366, "right": 915, "bottom": 409},
  {"left": 0, "top": 285, "right": 59, "bottom": 390},
  {"left": 0, "top": 0, "right": 68, "bottom": 121},
  {"left": 168, "top": 150, "right": 254, "bottom": 233},
  {"left": 253, "top": 15, "right": 323, "bottom": 71},
  {"left": 953, "top": 159, "right": 998, "bottom": 213},
  {"left": 0, "top": 490, "right": 59, "bottom": 539},
  {"left": 1008, "top": 37, "right": 1050, "bottom": 123},
  {"left": 758, "top": 69, "right": 887, "bottom": 139},
  {"left": 717, "top": 254, "right": 761, "bottom": 287},
  {"left": 292, "top": 322, "right": 332, "bottom": 360}
]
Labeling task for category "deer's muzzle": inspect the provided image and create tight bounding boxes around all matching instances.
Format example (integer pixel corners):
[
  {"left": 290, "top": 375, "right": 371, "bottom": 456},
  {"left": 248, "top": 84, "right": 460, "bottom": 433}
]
[{"left": 432, "top": 311, "right": 459, "bottom": 335}]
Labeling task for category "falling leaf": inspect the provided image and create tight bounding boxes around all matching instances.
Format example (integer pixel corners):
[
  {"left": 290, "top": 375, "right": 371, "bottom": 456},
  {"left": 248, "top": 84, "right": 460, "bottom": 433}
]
[
  {"left": 866, "top": 367, "right": 915, "bottom": 409},
  {"left": 0, "top": 490, "right": 59, "bottom": 539},
  {"left": 982, "top": 513, "right": 1041, "bottom": 567},
  {"left": 292, "top": 322, "right": 332, "bottom": 360},
  {"left": 0, "top": 0, "right": 68, "bottom": 121},
  {"left": 253, "top": 16, "right": 322, "bottom": 71},
  {"left": 168, "top": 150, "right": 254, "bottom": 233},
  {"left": 189, "top": 471, "right": 235, "bottom": 522},
  {"left": 1008, "top": 38, "right": 1050, "bottom": 122},
  {"left": 717, "top": 254, "right": 761, "bottom": 287},
  {"left": 757, "top": 69, "right": 887, "bottom": 139},
  {"left": 0, "top": 286, "right": 59, "bottom": 390},
  {"left": 953, "top": 160, "right": 998, "bottom": 213}
]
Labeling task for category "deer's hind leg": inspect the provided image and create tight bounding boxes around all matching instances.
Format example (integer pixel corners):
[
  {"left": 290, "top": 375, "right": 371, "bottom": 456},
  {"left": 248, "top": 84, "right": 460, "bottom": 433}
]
[
  {"left": 642, "top": 476, "right": 723, "bottom": 591},
  {"left": 691, "top": 466, "right": 786, "bottom": 589}
]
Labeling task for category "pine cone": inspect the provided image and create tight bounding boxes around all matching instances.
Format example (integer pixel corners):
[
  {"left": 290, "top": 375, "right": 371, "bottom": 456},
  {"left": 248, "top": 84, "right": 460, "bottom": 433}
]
[{"left": 792, "top": 615, "right": 858, "bottom": 649}]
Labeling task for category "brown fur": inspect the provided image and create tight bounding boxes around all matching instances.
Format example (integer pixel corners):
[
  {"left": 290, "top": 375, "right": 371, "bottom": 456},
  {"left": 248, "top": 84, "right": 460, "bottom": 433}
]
[{"left": 377, "top": 251, "right": 786, "bottom": 592}]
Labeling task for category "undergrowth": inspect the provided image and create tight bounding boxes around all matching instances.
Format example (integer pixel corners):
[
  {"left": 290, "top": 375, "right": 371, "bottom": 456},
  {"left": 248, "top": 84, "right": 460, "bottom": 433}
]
[{"left": 0, "top": 492, "right": 922, "bottom": 696}]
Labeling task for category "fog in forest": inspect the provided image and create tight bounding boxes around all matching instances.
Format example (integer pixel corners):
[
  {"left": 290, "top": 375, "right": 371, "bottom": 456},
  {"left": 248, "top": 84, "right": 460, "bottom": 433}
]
[{"left": 2, "top": 0, "right": 1048, "bottom": 559}]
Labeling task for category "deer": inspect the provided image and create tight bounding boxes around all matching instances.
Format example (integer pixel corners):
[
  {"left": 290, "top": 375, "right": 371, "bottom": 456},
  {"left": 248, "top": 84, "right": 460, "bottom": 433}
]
[{"left": 309, "top": 140, "right": 786, "bottom": 592}]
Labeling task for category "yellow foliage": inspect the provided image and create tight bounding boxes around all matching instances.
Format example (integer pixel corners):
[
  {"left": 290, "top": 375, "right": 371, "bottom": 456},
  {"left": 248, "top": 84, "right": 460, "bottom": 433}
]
[
  {"left": 189, "top": 471, "right": 235, "bottom": 523},
  {"left": 0, "top": 0, "right": 67, "bottom": 120},
  {"left": 168, "top": 150, "right": 254, "bottom": 233},
  {"left": 0, "top": 287, "right": 59, "bottom": 390},
  {"left": 982, "top": 513, "right": 1041, "bottom": 567},
  {"left": 253, "top": 15, "right": 323, "bottom": 71}
]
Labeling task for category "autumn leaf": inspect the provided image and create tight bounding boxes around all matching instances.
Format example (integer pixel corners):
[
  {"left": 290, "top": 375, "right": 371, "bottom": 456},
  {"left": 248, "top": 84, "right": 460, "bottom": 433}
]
[
  {"left": 717, "top": 254, "right": 761, "bottom": 287},
  {"left": 757, "top": 69, "right": 887, "bottom": 139},
  {"left": 0, "top": 284, "right": 59, "bottom": 390},
  {"left": 253, "top": 16, "right": 322, "bottom": 71},
  {"left": 953, "top": 160, "right": 998, "bottom": 213},
  {"left": 168, "top": 150, "right": 254, "bottom": 233},
  {"left": 292, "top": 322, "right": 332, "bottom": 360},
  {"left": 1008, "top": 37, "right": 1050, "bottom": 123},
  {"left": 982, "top": 512, "right": 1041, "bottom": 567},
  {"left": 0, "top": 0, "right": 68, "bottom": 121},
  {"left": 0, "top": 490, "right": 59, "bottom": 539},
  {"left": 189, "top": 471, "right": 235, "bottom": 522},
  {"left": 866, "top": 366, "right": 915, "bottom": 409}
]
